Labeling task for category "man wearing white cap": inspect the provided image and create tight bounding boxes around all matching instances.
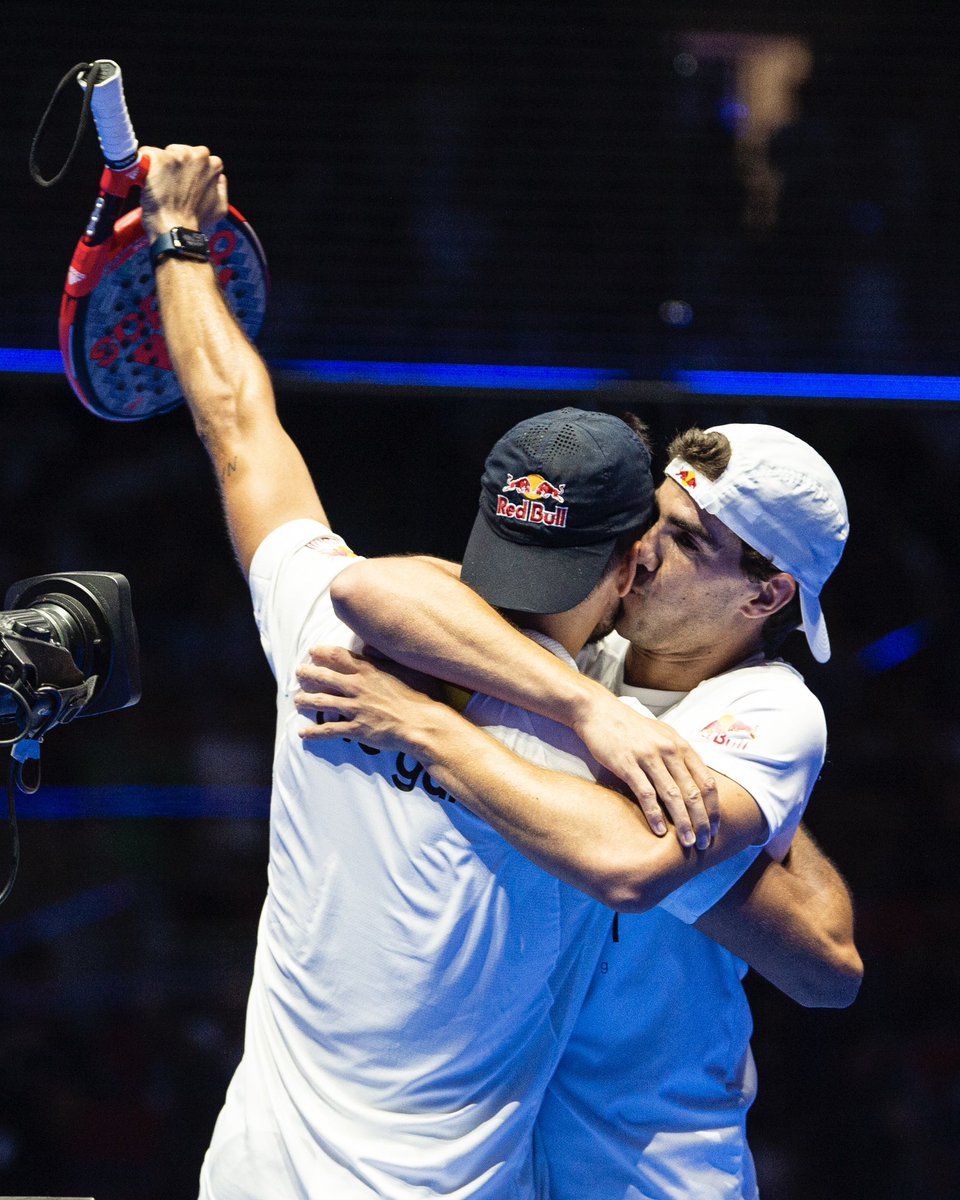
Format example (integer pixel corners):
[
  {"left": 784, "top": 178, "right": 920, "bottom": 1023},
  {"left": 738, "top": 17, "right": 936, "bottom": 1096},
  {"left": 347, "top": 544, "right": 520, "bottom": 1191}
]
[
  {"left": 297, "top": 419, "right": 860, "bottom": 1198},
  {"left": 533, "top": 422, "right": 853, "bottom": 1200}
]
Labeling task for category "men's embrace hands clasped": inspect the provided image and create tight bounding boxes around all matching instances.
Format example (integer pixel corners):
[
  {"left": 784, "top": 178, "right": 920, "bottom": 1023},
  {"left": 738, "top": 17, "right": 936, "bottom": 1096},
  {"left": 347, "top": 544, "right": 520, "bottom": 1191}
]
[{"left": 295, "top": 647, "right": 720, "bottom": 850}]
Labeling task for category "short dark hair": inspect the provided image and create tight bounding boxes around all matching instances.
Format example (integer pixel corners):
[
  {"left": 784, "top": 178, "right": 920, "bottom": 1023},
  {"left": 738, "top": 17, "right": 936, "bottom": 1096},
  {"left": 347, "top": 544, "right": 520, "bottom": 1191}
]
[
  {"left": 587, "top": 412, "right": 655, "bottom": 580},
  {"left": 666, "top": 427, "right": 802, "bottom": 658}
]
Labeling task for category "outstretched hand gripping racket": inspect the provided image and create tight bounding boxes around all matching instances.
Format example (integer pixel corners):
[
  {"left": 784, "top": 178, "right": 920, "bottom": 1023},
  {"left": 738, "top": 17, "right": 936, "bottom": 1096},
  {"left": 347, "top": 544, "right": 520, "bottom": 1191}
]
[{"left": 58, "top": 61, "right": 268, "bottom": 421}]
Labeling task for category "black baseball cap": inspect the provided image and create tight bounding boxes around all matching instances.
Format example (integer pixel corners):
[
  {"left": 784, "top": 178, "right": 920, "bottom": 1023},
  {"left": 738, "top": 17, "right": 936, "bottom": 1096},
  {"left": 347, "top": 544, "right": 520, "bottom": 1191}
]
[{"left": 461, "top": 407, "right": 654, "bottom": 613}]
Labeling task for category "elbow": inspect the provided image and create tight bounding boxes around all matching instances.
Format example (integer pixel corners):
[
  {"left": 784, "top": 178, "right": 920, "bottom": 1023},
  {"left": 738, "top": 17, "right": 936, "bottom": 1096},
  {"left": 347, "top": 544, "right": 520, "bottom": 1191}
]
[
  {"left": 330, "top": 560, "right": 374, "bottom": 625},
  {"left": 797, "top": 942, "right": 864, "bottom": 1010},
  {"left": 585, "top": 858, "right": 663, "bottom": 915},
  {"left": 825, "top": 943, "right": 865, "bottom": 1009},
  {"left": 584, "top": 838, "right": 689, "bottom": 914}
]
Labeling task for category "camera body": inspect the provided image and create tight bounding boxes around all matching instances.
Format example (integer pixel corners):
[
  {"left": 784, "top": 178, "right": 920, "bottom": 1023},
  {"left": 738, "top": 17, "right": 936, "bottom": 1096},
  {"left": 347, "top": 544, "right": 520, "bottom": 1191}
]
[{"left": 0, "top": 571, "right": 139, "bottom": 745}]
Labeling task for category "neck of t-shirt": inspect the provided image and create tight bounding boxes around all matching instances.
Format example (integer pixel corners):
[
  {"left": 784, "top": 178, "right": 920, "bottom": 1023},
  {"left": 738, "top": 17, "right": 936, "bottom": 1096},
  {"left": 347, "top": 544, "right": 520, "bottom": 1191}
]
[
  {"left": 618, "top": 680, "right": 688, "bottom": 717},
  {"left": 619, "top": 648, "right": 767, "bottom": 716},
  {"left": 518, "top": 627, "right": 579, "bottom": 670}
]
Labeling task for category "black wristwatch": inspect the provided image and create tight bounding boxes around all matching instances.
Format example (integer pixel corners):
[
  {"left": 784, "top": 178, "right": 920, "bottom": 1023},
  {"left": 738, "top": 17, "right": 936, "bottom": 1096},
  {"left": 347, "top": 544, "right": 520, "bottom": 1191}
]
[{"left": 150, "top": 227, "right": 210, "bottom": 267}]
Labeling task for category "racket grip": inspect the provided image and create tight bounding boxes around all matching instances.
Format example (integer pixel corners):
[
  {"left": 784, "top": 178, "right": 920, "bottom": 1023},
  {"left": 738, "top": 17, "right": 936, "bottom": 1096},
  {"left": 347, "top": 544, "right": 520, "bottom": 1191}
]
[{"left": 79, "top": 60, "right": 139, "bottom": 170}]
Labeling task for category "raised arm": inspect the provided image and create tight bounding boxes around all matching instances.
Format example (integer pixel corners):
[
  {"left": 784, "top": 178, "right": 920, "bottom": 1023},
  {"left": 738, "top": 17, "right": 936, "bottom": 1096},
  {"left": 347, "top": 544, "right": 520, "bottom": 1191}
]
[
  {"left": 324, "top": 556, "right": 720, "bottom": 848},
  {"left": 141, "top": 144, "right": 327, "bottom": 574},
  {"left": 694, "top": 825, "right": 863, "bottom": 1008},
  {"left": 294, "top": 647, "right": 766, "bottom": 910}
]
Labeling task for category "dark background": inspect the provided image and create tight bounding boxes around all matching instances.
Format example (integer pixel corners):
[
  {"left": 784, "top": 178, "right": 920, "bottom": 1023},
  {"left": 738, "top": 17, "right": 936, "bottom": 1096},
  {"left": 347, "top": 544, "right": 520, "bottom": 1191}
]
[{"left": 1, "top": 2, "right": 958, "bottom": 1196}]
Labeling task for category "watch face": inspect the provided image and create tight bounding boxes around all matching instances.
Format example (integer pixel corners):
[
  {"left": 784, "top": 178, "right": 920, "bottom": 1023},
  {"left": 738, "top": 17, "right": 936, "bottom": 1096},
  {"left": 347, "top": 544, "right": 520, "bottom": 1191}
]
[{"left": 172, "top": 228, "right": 209, "bottom": 255}]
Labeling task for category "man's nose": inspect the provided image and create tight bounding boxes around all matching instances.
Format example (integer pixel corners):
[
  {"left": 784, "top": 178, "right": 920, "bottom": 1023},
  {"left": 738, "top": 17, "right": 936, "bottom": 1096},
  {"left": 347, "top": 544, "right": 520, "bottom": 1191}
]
[
  {"left": 630, "top": 534, "right": 657, "bottom": 590},
  {"left": 635, "top": 527, "right": 659, "bottom": 571}
]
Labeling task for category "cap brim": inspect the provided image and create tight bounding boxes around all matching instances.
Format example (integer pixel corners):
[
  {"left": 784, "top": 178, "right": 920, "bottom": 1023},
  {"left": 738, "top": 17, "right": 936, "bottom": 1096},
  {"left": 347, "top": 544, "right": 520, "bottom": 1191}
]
[
  {"left": 460, "top": 509, "right": 618, "bottom": 614},
  {"left": 799, "top": 586, "right": 831, "bottom": 663}
]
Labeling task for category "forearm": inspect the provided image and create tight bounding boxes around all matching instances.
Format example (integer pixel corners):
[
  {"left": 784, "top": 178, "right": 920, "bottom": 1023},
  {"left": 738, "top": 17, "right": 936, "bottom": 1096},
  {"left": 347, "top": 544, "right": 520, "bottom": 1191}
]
[
  {"left": 297, "top": 644, "right": 756, "bottom": 908},
  {"left": 303, "top": 602, "right": 719, "bottom": 848},
  {"left": 153, "top": 258, "right": 273, "bottom": 468},
  {"left": 332, "top": 557, "right": 602, "bottom": 727},
  {"left": 143, "top": 145, "right": 327, "bottom": 571},
  {"left": 153, "top": 256, "right": 324, "bottom": 565},
  {"left": 694, "top": 825, "right": 863, "bottom": 1008},
  {"left": 141, "top": 147, "right": 271, "bottom": 466},
  {"left": 400, "top": 704, "right": 675, "bottom": 909}
]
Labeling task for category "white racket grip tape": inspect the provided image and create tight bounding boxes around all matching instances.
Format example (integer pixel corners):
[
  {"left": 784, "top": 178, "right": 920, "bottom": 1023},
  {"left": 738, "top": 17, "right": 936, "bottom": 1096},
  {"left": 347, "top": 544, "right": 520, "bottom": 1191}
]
[{"left": 80, "top": 60, "right": 139, "bottom": 168}]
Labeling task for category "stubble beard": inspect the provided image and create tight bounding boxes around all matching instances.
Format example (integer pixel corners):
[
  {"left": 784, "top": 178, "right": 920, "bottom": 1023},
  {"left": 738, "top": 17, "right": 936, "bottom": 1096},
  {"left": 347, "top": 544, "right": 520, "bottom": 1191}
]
[{"left": 586, "top": 599, "right": 623, "bottom": 645}]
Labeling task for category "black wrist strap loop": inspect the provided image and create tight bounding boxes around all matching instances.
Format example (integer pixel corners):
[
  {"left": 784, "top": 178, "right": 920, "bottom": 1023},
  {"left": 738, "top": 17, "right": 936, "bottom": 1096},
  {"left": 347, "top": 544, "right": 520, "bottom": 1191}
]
[{"left": 29, "top": 60, "right": 108, "bottom": 188}]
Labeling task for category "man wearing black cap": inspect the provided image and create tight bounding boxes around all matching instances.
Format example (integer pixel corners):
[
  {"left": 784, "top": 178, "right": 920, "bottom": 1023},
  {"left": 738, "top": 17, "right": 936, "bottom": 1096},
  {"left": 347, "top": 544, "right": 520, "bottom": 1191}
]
[
  {"left": 461, "top": 411, "right": 646, "bottom": 613},
  {"left": 295, "top": 421, "right": 862, "bottom": 1200},
  {"left": 139, "top": 144, "right": 736, "bottom": 1200}
]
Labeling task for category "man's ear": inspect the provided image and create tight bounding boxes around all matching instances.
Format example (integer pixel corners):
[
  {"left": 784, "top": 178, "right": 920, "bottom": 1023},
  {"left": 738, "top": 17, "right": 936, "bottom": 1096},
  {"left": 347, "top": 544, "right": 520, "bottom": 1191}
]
[
  {"left": 743, "top": 571, "right": 796, "bottom": 620},
  {"left": 614, "top": 541, "right": 643, "bottom": 598}
]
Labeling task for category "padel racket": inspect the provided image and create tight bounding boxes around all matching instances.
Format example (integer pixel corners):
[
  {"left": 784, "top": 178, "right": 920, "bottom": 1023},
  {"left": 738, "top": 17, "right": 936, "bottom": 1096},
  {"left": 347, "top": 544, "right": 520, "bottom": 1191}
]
[{"left": 58, "top": 60, "right": 269, "bottom": 422}]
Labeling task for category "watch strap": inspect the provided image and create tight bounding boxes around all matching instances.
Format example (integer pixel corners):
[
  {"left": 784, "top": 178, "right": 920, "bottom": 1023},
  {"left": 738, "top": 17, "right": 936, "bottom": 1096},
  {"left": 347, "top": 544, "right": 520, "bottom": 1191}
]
[{"left": 150, "top": 227, "right": 210, "bottom": 267}]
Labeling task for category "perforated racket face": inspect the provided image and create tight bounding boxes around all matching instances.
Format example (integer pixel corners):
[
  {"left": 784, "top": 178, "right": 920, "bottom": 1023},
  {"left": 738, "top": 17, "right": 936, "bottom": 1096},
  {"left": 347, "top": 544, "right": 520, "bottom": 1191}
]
[{"left": 63, "top": 206, "right": 268, "bottom": 421}]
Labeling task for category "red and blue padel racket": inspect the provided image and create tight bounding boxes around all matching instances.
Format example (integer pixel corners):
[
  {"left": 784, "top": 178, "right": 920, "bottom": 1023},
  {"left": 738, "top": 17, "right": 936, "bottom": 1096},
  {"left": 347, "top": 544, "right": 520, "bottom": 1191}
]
[{"left": 57, "top": 60, "right": 269, "bottom": 422}]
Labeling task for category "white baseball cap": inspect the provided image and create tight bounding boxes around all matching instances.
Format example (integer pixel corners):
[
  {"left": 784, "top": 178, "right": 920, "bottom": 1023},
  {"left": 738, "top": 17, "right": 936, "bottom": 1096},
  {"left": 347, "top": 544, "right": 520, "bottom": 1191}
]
[{"left": 664, "top": 423, "right": 849, "bottom": 662}]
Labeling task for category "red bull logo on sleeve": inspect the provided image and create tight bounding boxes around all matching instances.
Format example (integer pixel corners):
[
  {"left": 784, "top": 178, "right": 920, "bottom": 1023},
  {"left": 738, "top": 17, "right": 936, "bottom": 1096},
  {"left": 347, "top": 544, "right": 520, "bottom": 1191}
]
[
  {"left": 305, "top": 533, "right": 357, "bottom": 558},
  {"left": 497, "top": 473, "right": 568, "bottom": 527},
  {"left": 698, "top": 714, "right": 757, "bottom": 749}
]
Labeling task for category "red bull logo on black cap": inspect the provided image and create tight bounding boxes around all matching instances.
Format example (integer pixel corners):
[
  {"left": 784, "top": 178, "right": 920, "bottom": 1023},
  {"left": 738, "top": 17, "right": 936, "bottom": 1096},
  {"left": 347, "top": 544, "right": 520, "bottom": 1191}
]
[{"left": 497, "top": 473, "right": 568, "bottom": 528}]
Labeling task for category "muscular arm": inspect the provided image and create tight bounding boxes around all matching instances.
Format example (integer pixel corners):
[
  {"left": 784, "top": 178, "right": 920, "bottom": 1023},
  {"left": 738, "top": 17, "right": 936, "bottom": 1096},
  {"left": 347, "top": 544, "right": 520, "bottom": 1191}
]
[
  {"left": 695, "top": 825, "right": 863, "bottom": 1008},
  {"left": 141, "top": 145, "right": 327, "bottom": 574},
  {"left": 327, "top": 556, "right": 720, "bottom": 847},
  {"left": 294, "top": 647, "right": 765, "bottom": 912},
  {"left": 298, "top": 649, "right": 862, "bottom": 1004}
]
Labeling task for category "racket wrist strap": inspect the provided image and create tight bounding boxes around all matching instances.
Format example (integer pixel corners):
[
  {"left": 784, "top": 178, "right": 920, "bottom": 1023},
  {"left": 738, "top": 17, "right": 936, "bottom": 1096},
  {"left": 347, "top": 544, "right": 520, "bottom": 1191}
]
[{"left": 150, "top": 227, "right": 210, "bottom": 267}]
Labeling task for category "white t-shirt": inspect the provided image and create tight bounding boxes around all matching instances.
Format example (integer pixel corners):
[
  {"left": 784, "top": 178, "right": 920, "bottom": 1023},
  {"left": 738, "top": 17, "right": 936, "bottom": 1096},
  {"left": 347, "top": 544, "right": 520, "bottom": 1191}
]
[
  {"left": 198, "top": 520, "right": 612, "bottom": 1200},
  {"left": 535, "top": 632, "right": 827, "bottom": 1200}
]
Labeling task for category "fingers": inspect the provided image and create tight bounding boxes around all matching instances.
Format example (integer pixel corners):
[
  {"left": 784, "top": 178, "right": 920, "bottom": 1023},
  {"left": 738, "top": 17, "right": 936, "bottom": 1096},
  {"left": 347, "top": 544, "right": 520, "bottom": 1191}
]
[
  {"left": 141, "top": 143, "right": 227, "bottom": 236},
  {"left": 295, "top": 666, "right": 357, "bottom": 705},
  {"left": 651, "top": 740, "right": 719, "bottom": 849},
  {"left": 643, "top": 733, "right": 716, "bottom": 850},
  {"left": 293, "top": 649, "right": 366, "bottom": 722},
  {"left": 213, "top": 173, "right": 229, "bottom": 224},
  {"left": 631, "top": 762, "right": 695, "bottom": 848},
  {"left": 297, "top": 712, "right": 359, "bottom": 741},
  {"left": 619, "top": 742, "right": 717, "bottom": 850},
  {"left": 620, "top": 769, "right": 668, "bottom": 839},
  {"left": 292, "top": 662, "right": 356, "bottom": 739},
  {"left": 300, "top": 645, "right": 365, "bottom": 684},
  {"left": 688, "top": 755, "right": 720, "bottom": 842}
]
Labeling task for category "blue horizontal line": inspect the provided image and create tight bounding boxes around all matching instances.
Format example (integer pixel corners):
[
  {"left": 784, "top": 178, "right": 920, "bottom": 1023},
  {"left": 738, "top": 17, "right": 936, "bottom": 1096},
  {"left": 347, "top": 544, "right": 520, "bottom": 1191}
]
[
  {"left": 271, "top": 359, "right": 627, "bottom": 389},
  {"left": 670, "top": 370, "right": 960, "bottom": 401},
  {"left": 16, "top": 785, "right": 270, "bottom": 819},
  {"left": 5, "top": 346, "right": 960, "bottom": 401},
  {"left": 0, "top": 347, "right": 63, "bottom": 373}
]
